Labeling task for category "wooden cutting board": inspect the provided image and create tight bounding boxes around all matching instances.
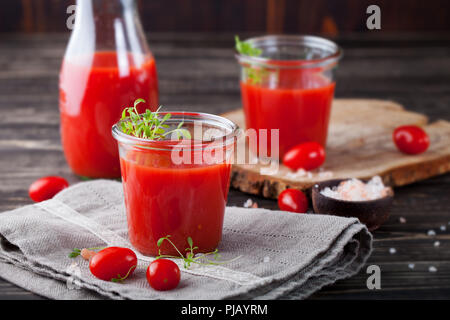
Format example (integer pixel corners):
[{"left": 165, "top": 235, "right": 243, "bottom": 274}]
[{"left": 222, "top": 99, "right": 450, "bottom": 199}]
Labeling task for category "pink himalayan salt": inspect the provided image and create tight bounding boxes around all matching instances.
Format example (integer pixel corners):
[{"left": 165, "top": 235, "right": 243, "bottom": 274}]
[{"left": 320, "top": 176, "right": 390, "bottom": 201}]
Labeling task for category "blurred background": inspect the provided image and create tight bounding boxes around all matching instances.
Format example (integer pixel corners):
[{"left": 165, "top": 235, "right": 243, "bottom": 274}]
[{"left": 1, "top": 0, "right": 449, "bottom": 35}]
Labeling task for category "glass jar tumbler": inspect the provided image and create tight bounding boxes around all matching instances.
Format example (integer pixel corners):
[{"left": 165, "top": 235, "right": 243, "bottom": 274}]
[
  {"left": 112, "top": 112, "right": 239, "bottom": 256},
  {"left": 236, "top": 35, "right": 342, "bottom": 159}
]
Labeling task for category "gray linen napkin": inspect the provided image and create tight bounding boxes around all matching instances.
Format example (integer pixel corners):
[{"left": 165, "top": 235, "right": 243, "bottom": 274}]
[{"left": 0, "top": 180, "right": 372, "bottom": 300}]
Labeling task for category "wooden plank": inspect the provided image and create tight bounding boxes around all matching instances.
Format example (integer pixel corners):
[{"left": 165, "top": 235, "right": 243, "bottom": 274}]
[{"left": 223, "top": 99, "right": 450, "bottom": 198}]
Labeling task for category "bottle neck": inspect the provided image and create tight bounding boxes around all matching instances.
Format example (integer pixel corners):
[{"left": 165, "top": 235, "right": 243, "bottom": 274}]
[{"left": 66, "top": 0, "right": 150, "bottom": 67}]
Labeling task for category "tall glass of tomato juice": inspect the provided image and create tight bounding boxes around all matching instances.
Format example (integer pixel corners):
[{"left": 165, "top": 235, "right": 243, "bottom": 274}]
[
  {"left": 59, "top": 0, "right": 158, "bottom": 179},
  {"left": 236, "top": 35, "right": 342, "bottom": 159},
  {"left": 112, "top": 112, "right": 239, "bottom": 256}
]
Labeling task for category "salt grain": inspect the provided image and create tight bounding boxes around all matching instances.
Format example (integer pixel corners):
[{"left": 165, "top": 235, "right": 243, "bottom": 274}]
[
  {"left": 434, "top": 241, "right": 440, "bottom": 247},
  {"left": 286, "top": 168, "right": 334, "bottom": 180},
  {"left": 408, "top": 263, "right": 415, "bottom": 270},
  {"left": 428, "top": 266, "right": 437, "bottom": 273},
  {"left": 318, "top": 171, "right": 333, "bottom": 179},
  {"left": 399, "top": 217, "right": 407, "bottom": 224},
  {"left": 243, "top": 199, "right": 253, "bottom": 208},
  {"left": 286, "top": 168, "right": 307, "bottom": 180},
  {"left": 440, "top": 225, "right": 446, "bottom": 231},
  {"left": 389, "top": 248, "right": 396, "bottom": 254},
  {"left": 320, "top": 176, "right": 389, "bottom": 201},
  {"left": 427, "top": 230, "right": 436, "bottom": 237}
]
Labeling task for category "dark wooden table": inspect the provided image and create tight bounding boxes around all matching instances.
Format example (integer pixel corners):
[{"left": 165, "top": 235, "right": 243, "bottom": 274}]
[{"left": 0, "top": 33, "right": 449, "bottom": 300}]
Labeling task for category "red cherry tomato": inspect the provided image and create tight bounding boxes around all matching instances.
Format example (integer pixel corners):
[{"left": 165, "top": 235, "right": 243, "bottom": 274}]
[
  {"left": 28, "top": 176, "right": 69, "bottom": 202},
  {"left": 283, "top": 142, "right": 325, "bottom": 171},
  {"left": 393, "top": 125, "right": 429, "bottom": 155},
  {"left": 89, "top": 247, "right": 137, "bottom": 282},
  {"left": 278, "top": 189, "right": 308, "bottom": 213},
  {"left": 146, "top": 259, "right": 180, "bottom": 291}
]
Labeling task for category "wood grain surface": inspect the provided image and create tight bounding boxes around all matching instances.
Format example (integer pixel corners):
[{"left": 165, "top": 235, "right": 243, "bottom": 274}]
[
  {"left": 225, "top": 99, "right": 450, "bottom": 198},
  {"left": 0, "top": 33, "right": 449, "bottom": 299}
]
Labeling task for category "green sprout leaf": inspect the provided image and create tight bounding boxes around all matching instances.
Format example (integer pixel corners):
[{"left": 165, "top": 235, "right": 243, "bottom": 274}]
[
  {"left": 68, "top": 248, "right": 81, "bottom": 258},
  {"left": 235, "top": 35, "right": 262, "bottom": 57},
  {"left": 120, "top": 99, "right": 191, "bottom": 141},
  {"left": 155, "top": 235, "right": 241, "bottom": 270},
  {"left": 235, "top": 35, "right": 272, "bottom": 85},
  {"left": 111, "top": 265, "right": 136, "bottom": 283}
]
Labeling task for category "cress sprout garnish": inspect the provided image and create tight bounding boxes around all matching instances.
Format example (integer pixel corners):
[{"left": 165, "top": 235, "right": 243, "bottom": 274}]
[
  {"left": 235, "top": 35, "right": 262, "bottom": 57},
  {"left": 235, "top": 35, "right": 270, "bottom": 85},
  {"left": 156, "top": 235, "right": 241, "bottom": 269},
  {"left": 120, "top": 99, "right": 191, "bottom": 140},
  {"left": 111, "top": 265, "right": 136, "bottom": 283}
]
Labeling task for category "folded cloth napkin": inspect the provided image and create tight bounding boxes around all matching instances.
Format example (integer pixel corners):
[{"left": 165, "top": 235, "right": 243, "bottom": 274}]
[{"left": 0, "top": 180, "right": 372, "bottom": 300}]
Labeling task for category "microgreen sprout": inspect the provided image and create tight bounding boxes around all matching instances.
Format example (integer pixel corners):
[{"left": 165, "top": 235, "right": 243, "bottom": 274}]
[
  {"left": 235, "top": 35, "right": 262, "bottom": 57},
  {"left": 156, "top": 235, "right": 240, "bottom": 269},
  {"left": 120, "top": 99, "right": 191, "bottom": 140},
  {"left": 235, "top": 35, "right": 271, "bottom": 85},
  {"left": 111, "top": 265, "right": 136, "bottom": 283}
]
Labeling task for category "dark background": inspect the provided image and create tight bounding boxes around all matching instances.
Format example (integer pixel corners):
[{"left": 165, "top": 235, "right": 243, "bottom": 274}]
[{"left": 1, "top": 0, "right": 450, "bottom": 35}]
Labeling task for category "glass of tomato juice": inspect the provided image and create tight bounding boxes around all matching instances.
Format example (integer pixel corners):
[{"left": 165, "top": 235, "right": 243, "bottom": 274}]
[
  {"left": 236, "top": 35, "right": 342, "bottom": 158},
  {"left": 112, "top": 112, "right": 239, "bottom": 256}
]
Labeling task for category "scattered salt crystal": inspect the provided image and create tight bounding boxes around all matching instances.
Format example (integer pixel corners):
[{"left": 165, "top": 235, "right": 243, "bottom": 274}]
[
  {"left": 286, "top": 168, "right": 334, "bottom": 180},
  {"left": 399, "top": 217, "right": 407, "bottom": 224},
  {"left": 263, "top": 256, "right": 270, "bottom": 263},
  {"left": 427, "top": 230, "right": 436, "bottom": 237},
  {"left": 318, "top": 171, "right": 333, "bottom": 179},
  {"left": 434, "top": 241, "right": 440, "bottom": 247},
  {"left": 389, "top": 248, "right": 396, "bottom": 254},
  {"left": 440, "top": 225, "right": 446, "bottom": 231},
  {"left": 320, "top": 176, "right": 389, "bottom": 201},
  {"left": 428, "top": 266, "right": 437, "bottom": 273},
  {"left": 286, "top": 168, "right": 307, "bottom": 179},
  {"left": 408, "top": 263, "right": 415, "bottom": 270},
  {"left": 243, "top": 199, "right": 253, "bottom": 208}
]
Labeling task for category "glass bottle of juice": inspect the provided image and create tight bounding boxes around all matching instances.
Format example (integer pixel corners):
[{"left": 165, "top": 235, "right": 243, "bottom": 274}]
[{"left": 59, "top": 0, "right": 158, "bottom": 178}]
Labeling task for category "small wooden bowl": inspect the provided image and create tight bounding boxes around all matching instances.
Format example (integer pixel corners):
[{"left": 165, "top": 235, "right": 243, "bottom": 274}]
[{"left": 312, "top": 179, "right": 394, "bottom": 231}]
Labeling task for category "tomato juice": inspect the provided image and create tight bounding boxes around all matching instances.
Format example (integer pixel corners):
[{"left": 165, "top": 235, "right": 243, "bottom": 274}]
[
  {"left": 113, "top": 113, "right": 238, "bottom": 256},
  {"left": 236, "top": 35, "right": 341, "bottom": 159},
  {"left": 241, "top": 70, "right": 335, "bottom": 159},
  {"left": 59, "top": 51, "right": 158, "bottom": 178}
]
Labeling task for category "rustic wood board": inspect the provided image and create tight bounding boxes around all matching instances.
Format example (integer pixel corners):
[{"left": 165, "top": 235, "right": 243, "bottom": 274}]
[{"left": 223, "top": 99, "right": 450, "bottom": 198}]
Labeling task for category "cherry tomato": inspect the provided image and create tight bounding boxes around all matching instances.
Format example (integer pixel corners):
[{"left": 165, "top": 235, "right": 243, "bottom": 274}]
[
  {"left": 278, "top": 189, "right": 308, "bottom": 213},
  {"left": 283, "top": 142, "right": 325, "bottom": 171},
  {"left": 393, "top": 125, "right": 429, "bottom": 155},
  {"left": 28, "top": 176, "right": 69, "bottom": 202},
  {"left": 146, "top": 259, "right": 180, "bottom": 291},
  {"left": 89, "top": 247, "right": 137, "bottom": 282}
]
